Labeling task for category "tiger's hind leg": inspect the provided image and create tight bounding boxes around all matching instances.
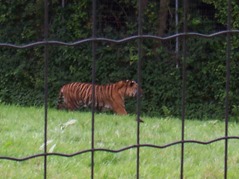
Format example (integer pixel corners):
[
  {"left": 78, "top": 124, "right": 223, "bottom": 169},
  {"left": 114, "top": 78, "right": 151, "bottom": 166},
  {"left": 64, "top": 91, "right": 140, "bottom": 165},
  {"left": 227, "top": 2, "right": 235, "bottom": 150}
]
[{"left": 57, "top": 92, "right": 76, "bottom": 110}]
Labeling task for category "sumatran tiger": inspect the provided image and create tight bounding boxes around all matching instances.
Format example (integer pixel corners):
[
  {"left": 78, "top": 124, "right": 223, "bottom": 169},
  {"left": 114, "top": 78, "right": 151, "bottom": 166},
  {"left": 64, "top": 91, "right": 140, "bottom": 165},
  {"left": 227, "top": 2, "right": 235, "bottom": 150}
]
[{"left": 57, "top": 80, "right": 142, "bottom": 115}]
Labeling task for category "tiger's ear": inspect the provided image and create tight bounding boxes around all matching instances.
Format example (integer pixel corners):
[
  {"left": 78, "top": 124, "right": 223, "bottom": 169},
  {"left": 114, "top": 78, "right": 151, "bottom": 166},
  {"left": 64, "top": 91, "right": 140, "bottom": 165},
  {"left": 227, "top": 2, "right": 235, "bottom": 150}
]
[{"left": 129, "top": 80, "right": 136, "bottom": 87}]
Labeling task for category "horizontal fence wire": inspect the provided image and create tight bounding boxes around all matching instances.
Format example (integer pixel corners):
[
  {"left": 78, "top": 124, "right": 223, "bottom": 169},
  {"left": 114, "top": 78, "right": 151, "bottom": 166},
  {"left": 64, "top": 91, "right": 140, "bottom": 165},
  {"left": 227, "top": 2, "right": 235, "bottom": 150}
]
[
  {"left": 0, "top": 0, "right": 239, "bottom": 178},
  {"left": 1, "top": 31, "right": 239, "bottom": 49},
  {"left": 1, "top": 136, "right": 239, "bottom": 161}
]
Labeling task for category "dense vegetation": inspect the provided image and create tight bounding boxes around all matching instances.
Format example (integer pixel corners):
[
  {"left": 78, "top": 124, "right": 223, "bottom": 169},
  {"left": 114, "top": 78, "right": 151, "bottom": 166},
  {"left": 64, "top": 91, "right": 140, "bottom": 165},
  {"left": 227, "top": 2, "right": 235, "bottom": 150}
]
[{"left": 0, "top": 0, "right": 239, "bottom": 119}]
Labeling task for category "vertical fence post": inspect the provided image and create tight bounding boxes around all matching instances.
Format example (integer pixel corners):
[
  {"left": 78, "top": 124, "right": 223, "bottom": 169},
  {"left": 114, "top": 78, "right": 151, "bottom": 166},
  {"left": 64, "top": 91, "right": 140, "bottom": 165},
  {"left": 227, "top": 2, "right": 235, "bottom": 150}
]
[
  {"left": 44, "top": 0, "right": 49, "bottom": 178},
  {"left": 175, "top": 0, "right": 179, "bottom": 68},
  {"left": 181, "top": 0, "right": 188, "bottom": 178},
  {"left": 91, "top": 0, "right": 97, "bottom": 178},
  {"left": 224, "top": 0, "right": 232, "bottom": 178},
  {"left": 136, "top": 0, "right": 143, "bottom": 178}
]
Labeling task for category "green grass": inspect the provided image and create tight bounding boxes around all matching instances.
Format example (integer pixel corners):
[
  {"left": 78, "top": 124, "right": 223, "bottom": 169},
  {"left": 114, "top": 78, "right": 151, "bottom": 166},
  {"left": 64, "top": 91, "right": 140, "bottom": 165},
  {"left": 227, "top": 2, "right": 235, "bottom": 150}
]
[{"left": 1, "top": 104, "right": 239, "bottom": 178}]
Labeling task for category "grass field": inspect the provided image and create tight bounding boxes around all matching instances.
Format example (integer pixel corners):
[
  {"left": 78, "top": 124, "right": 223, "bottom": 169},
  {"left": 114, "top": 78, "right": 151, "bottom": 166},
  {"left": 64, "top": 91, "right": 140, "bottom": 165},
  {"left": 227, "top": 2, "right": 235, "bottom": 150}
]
[{"left": 1, "top": 104, "right": 239, "bottom": 178}]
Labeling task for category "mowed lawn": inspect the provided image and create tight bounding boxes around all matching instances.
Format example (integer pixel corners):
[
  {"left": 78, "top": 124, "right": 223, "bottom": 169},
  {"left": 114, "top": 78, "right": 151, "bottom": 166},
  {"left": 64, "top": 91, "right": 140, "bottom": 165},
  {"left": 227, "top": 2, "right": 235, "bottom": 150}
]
[{"left": 1, "top": 104, "right": 239, "bottom": 179}]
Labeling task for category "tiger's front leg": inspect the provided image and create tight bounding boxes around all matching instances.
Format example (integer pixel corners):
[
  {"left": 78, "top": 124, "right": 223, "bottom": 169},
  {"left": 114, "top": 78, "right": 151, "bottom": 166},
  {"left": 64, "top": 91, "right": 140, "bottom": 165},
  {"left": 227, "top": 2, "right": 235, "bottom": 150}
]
[{"left": 111, "top": 102, "right": 127, "bottom": 115}]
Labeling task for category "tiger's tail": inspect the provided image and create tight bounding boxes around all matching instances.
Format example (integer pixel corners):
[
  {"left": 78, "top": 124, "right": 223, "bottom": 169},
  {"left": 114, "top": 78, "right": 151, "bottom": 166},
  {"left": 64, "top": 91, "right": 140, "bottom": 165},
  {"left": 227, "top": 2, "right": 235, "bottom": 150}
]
[{"left": 57, "top": 90, "right": 64, "bottom": 109}]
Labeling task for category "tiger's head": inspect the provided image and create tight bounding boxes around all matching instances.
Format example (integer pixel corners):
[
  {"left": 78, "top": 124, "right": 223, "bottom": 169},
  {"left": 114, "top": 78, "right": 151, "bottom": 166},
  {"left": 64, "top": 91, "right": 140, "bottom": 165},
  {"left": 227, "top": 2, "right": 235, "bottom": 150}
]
[{"left": 117, "top": 80, "right": 143, "bottom": 98}]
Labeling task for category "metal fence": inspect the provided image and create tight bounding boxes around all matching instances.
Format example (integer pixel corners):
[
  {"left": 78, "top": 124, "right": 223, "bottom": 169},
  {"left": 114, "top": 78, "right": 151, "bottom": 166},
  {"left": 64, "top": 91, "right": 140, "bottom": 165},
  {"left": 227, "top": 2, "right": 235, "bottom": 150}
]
[{"left": 1, "top": 0, "right": 239, "bottom": 178}]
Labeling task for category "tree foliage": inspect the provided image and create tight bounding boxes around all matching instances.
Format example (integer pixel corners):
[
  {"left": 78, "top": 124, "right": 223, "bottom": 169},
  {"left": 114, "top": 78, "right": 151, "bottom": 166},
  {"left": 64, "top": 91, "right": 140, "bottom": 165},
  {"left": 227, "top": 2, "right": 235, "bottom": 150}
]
[{"left": 0, "top": 0, "right": 239, "bottom": 119}]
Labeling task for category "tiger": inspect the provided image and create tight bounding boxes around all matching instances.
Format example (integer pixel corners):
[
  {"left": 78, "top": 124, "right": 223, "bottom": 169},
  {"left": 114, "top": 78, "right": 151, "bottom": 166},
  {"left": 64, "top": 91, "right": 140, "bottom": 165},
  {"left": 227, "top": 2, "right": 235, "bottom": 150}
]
[{"left": 57, "top": 80, "right": 142, "bottom": 115}]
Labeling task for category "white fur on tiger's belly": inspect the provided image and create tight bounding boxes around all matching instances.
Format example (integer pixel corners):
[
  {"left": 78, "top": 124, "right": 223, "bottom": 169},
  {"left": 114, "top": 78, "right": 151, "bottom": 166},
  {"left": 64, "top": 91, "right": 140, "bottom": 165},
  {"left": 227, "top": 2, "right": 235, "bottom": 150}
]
[{"left": 103, "top": 104, "right": 112, "bottom": 109}]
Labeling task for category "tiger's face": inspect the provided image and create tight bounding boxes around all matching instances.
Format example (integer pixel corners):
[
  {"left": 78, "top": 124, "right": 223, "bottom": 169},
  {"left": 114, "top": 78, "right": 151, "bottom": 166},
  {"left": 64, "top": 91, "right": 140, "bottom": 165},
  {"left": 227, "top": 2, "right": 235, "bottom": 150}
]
[{"left": 120, "top": 80, "right": 143, "bottom": 98}]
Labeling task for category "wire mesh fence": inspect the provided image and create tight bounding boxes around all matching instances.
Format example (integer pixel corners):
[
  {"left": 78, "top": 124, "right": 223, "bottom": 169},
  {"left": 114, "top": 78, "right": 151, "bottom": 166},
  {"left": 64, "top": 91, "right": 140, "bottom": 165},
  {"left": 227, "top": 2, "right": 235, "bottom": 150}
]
[{"left": 1, "top": 0, "right": 239, "bottom": 178}]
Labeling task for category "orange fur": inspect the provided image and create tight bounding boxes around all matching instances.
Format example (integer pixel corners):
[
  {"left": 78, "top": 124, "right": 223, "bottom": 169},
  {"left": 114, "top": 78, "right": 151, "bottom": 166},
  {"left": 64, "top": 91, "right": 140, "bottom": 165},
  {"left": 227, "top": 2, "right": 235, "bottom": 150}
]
[{"left": 57, "top": 80, "right": 142, "bottom": 115}]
